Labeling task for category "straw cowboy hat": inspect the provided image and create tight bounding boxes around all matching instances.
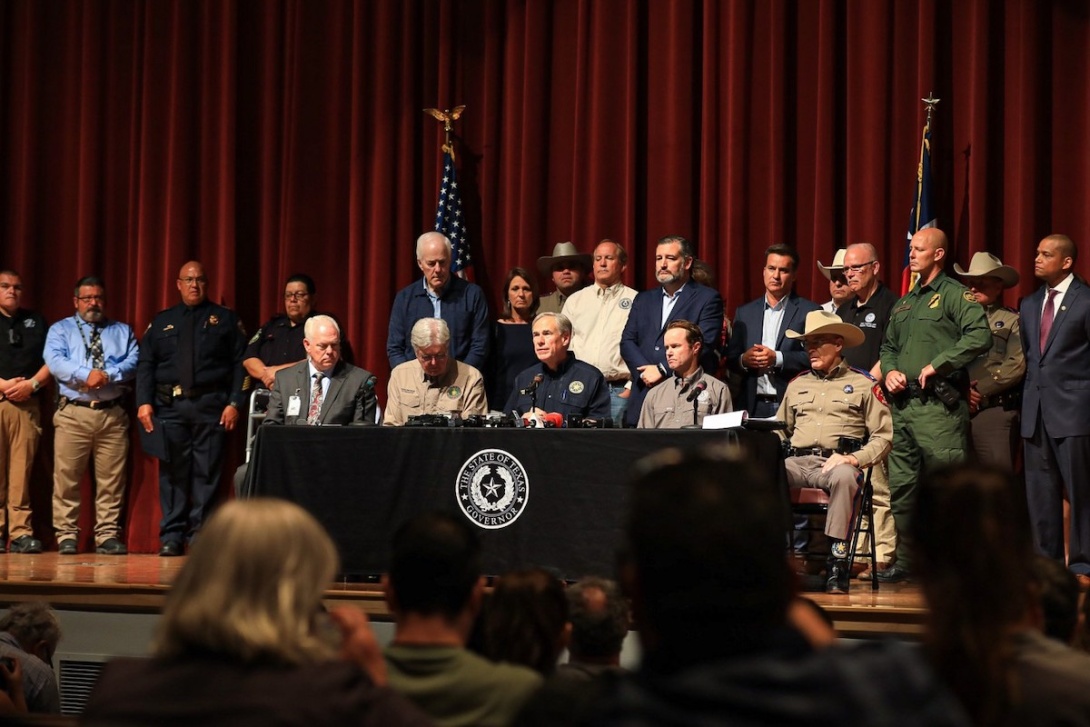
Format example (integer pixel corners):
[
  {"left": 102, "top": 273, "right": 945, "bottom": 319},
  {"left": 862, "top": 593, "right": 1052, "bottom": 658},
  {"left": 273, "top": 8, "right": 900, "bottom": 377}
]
[
  {"left": 817, "top": 248, "right": 848, "bottom": 280},
  {"left": 536, "top": 242, "right": 592, "bottom": 278},
  {"left": 952, "top": 251, "right": 1020, "bottom": 288},
  {"left": 785, "top": 310, "right": 865, "bottom": 349}
]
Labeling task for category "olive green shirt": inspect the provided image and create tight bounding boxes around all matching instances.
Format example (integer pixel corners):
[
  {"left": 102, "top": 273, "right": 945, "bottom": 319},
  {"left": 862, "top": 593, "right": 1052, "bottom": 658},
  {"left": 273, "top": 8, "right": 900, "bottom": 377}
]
[
  {"left": 968, "top": 304, "right": 1025, "bottom": 397},
  {"left": 880, "top": 270, "right": 991, "bottom": 379}
]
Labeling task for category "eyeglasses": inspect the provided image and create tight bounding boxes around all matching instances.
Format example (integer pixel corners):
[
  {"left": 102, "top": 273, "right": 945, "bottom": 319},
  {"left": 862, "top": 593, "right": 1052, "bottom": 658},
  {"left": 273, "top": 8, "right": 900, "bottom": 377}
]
[
  {"left": 77, "top": 295, "right": 106, "bottom": 302},
  {"left": 178, "top": 277, "right": 208, "bottom": 285},
  {"left": 418, "top": 352, "right": 449, "bottom": 363},
  {"left": 844, "top": 261, "right": 877, "bottom": 273},
  {"left": 284, "top": 292, "right": 310, "bottom": 300}
]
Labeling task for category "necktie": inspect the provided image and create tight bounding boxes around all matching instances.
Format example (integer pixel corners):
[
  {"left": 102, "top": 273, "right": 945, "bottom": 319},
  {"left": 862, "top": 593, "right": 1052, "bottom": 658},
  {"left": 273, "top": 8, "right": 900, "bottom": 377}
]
[
  {"left": 89, "top": 325, "right": 104, "bottom": 369},
  {"left": 307, "top": 374, "right": 324, "bottom": 425},
  {"left": 1040, "top": 288, "right": 1058, "bottom": 353}
]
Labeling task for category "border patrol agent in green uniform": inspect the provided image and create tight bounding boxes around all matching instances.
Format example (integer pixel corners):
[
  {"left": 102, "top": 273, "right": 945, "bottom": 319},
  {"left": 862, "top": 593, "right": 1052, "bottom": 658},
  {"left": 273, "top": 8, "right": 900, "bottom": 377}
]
[{"left": 879, "top": 229, "right": 991, "bottom": 582}]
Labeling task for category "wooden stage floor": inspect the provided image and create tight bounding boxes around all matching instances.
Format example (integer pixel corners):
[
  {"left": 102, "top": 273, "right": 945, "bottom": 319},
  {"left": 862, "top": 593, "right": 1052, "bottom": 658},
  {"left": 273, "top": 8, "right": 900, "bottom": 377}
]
[{"left": 0, "top": 552, "right": 927, "bottom": 639}]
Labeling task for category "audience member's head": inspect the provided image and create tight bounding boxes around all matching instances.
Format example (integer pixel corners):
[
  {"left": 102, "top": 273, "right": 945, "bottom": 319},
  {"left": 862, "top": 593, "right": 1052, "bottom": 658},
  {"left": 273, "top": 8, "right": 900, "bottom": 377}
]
[
  {"left": 482, "top": 567, "right": 569, "bottom": 675},
  {"left": 621, "top": 445, "right": 791, "bottom": 671},
  {"left": 910, "top": 464, "right": 1036, "bottom": 726},
  {"left": 153, "top": 498, "right": 339, "bottom": 666},
  {"left": 566, "top": 577, "right": 628, "bottom": 666},
  {"left": 1031, "top": 554, "right": 1080, "bottom": 645},
  {"left": 386, "top": 512, "right": 482, "bottom": 623},
  {"left": 0, "top": 602, "right": 61, "bottom": 666}
]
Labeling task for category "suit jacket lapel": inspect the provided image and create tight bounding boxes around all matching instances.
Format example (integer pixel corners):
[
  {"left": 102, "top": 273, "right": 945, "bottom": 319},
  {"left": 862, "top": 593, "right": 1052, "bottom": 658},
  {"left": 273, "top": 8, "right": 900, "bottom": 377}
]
[
  {"left": 775, "top": 295, "right": 798, "bottom": 348},
  {"left": 1043, "top": 281, "right": 1084, "bottom": 357},
  {"left": 319, "top": 363, "right": 346, "bottom": 424}
]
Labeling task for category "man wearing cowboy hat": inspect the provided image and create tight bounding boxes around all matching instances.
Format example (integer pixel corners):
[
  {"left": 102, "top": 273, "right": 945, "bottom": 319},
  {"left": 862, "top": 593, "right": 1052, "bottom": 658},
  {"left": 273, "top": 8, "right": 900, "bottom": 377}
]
[
  {"left": 879, "top": 228, "right": 990, "bottom": 583},
  {"left": 817, "top": 248, "right": 854, "bottom": 314},
  {"left": 777, "top": 310, "right": 892, "bottom": 594},
  {"left": 953, "top": 252, "right": 1025, "bottom": 471},
  {"left": 537, "top": 241, "right": 592, "bottom": 314}
]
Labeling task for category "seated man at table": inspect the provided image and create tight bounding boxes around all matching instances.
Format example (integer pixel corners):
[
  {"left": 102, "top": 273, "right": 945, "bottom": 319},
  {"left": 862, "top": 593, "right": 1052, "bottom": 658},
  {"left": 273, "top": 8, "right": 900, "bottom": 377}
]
[
  {"left": 265, "top": 314, "right": 377, "bottom": 426},
  {"left": 638, "top": 319, "right": 732, "bottom": 429},
  {"left": 776, "top": 310, "right": 892, "bottom": 593},
  {"left": 384, "top": 318, "right": 488, "bottom": 426},
  {"left": 384, "top": 512, "right": 543, "bottom": 725},
  {"left": 504, "top": 312, "right": 611, "bottom": 425}
]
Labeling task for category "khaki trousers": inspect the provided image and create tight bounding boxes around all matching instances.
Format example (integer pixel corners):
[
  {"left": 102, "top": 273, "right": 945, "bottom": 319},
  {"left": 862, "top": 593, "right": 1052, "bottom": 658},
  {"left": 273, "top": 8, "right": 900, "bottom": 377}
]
[
  {"left": 784, "top": 455, "right": 860, "bottom": 542},
  {"left": 52, "top": 404, "right": 129, "bottom": 544},
  {"left": 0, "top": 398, "right": 41, "bottom": 540}
]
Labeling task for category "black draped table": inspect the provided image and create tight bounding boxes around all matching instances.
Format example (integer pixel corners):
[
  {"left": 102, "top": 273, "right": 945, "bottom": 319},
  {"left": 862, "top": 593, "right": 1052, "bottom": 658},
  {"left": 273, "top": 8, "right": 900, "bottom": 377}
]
[{"left": 245, "top": 426, "right": 784, "bottom": 579}]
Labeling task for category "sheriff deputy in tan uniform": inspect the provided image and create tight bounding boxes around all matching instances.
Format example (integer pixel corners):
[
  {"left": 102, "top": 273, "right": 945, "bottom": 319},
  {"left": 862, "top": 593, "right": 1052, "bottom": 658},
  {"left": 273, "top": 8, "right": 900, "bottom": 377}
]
[
  {"left": 775, "top": 310, "right": 893, "bottom": 594},
  {"left": 383, "top": 317, "right": 488, "bottom": 426},
  {"left": 953, "top": 252, "right": 1025, "bottom": 471}
]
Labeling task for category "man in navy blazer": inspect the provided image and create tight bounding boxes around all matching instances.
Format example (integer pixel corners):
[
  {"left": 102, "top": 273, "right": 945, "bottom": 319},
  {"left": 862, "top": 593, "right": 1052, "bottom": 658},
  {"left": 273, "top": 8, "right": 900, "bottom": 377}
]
[
  {"left": 726, "top": 244, "right": 821, "bottom": 417},
  {"left": 386, "top": 232, "right": 490, "bottom": 371},
  {"left": 620, "top": 236, "right": 723, "bottom": 427},
  {"left": 1020, "top": 234, "right": 1090, "bottom": 587}
]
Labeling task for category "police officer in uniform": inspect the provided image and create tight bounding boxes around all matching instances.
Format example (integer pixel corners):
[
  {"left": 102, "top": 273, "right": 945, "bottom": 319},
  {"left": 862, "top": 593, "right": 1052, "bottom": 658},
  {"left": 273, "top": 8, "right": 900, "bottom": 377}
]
[
  {"left": 505, "top": 312, "right": 611, "bottom": 423},
  {"left": 953, "top": 252, "right": 1025, "bottom": 471},
  {"left": 777, "top": 311, "right": 892, "bottom": 593},
  {"left": 879, "top": 228, "right": 991, "bottom": 582},
  {"left": 136, "top": 261, "right": 246, "bottom": 556}
]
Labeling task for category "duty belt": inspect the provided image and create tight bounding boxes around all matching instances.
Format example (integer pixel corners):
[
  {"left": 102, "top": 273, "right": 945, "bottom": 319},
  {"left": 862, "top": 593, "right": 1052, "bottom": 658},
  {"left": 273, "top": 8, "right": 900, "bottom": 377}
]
[
  {"left": 156, "top": 384, "right": 223, "bottom": 399},
  {"left": 786, "top": 446, "right": 835, "bottom": 458},
  {"left": 979, "top": 388, "right": 1022, "bottom": 412}
]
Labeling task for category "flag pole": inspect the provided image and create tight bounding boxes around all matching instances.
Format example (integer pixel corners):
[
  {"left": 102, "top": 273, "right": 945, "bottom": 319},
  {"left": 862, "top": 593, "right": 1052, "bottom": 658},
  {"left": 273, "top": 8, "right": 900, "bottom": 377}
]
[{"left": 424, "top": 105, "right": 472, "bottom": 277}]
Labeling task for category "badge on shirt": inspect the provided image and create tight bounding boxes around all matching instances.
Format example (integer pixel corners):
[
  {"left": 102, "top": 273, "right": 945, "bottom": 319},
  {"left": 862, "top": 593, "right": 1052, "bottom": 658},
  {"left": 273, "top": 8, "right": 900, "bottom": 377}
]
[
  {"left": 286, "top": 395, "right": 302, "bottom": 417},
  {"left": 208, "top": 315, "right": 220, "bottom": 326},
  {"left": 864, "top": 312, "right": 876, "bottom": 324},
  {"left": 23, "top": 319, "right": 36, "bottom": 329},
  {"left": 962, "top": 291, "right": 975, "bottom": 303},
  {"left": 843, "top": 384, "right": 854, "bottom": 394},
  {"left": 995, "top": 320, "right": 1004, "bottom": 328},
  {"left": 569, "top": 381, "right": 585, "bottom": 394},
  {"left": 162, "top": 324, "right": 174, "bottom": 331},
  {"left": 620, "top": 298, "right": 632, "bottom": 310},
  {"left": 446, "top": 386, "right": 462, "bottom": 399},
  {"left": 929, "top": 293, "right": 941, "bottom": 309}
]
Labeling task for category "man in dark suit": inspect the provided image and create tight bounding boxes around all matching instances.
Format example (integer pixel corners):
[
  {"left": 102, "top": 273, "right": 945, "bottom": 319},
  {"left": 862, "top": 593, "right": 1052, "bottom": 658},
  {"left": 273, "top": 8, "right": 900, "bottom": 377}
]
[
  {"left": 726, "top": 244, "right": 821, "bottom": 417},
  {"left": 619, "top": 235, "right": 723, "bottom": 427},
  {"left": 265, "top": 314, "right": 377, "bottom": 426},
  {"left": 1020, "top": 234, "right": 1090, "bottom": 588}
]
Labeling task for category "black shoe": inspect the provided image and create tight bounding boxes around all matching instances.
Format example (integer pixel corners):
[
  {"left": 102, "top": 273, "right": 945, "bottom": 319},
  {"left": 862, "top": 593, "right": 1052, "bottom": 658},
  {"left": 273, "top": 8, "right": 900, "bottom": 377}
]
[
  {"left": 875, "top": 564, "right": 912, "bottom": 583},
  {"left": 826, "top": 558, "right": 850, "bottom": 594},
  {"left": 158, "top": 541, "right": 183, "bottom": 557},
  {"left": 10, "top": 536, "right": 43, "bottom": 554},
  {"left": 58, "top": 539, "right": 78, "bottom": 555},
  {"left": 96, "top": 538, "right": 128, "bottom": 555}
]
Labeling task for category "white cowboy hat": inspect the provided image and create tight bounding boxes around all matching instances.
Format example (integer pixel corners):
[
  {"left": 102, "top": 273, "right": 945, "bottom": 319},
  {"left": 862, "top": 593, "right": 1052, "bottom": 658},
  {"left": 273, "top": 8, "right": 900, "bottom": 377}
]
[
  {"left": 952, "top": 251, "right": 1019, "bottom": 289},
  {"left": 536, "top": 242, "right": 592, "bottom": 278},
  {"left": 785, "top": 310, "right": 865, "bottom": 349},
  {"left": 817, "top": 248, "right": 848, "bottom": 280}
]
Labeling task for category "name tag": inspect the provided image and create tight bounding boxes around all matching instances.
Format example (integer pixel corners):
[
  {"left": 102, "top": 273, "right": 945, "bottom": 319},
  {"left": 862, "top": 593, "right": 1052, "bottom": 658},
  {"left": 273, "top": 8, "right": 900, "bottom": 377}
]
[{"left": 286, "top": 396, "right": 301, "bottom": 417}]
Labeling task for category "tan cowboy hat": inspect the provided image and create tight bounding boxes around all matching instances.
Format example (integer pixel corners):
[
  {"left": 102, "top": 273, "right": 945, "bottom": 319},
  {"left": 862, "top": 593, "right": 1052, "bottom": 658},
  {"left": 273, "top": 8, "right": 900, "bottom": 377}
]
[
  {"left": 536, "top": 242, "right": 592, "bottom": 278},
  {"left": 817, "top": 248, "right": 847, "bottom": 280},
  {"left": 785, "top": 310, "right": 865, "bottom": 348},
  {"left": 952, "top": 251, "right": 1019, "bottom": 288}
]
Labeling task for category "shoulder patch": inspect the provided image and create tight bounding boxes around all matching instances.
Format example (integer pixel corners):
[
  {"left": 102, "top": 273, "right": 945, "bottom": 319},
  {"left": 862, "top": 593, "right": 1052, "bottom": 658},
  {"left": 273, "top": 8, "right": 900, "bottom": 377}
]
[
  {"left": 963, "top": 290, "right": 975, "bottom": 303},
  {"left": 248, "top": 328, "right": 263, "bottom": 345},
  {"left": 872, "top": 383, "right": 889, "bottom": 406}
]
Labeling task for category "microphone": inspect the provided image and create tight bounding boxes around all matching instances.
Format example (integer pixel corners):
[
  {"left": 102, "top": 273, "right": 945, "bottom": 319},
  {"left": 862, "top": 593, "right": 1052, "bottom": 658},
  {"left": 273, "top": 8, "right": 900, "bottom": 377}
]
[
  {"left": 519, "top": 373, "right": 545, "bottom": 396},
  {"left": 542, "top": 412, "right": 564, "bottom": 428},
  {"left": 685, "top": 380, "right": 708, "bottom": 403}
]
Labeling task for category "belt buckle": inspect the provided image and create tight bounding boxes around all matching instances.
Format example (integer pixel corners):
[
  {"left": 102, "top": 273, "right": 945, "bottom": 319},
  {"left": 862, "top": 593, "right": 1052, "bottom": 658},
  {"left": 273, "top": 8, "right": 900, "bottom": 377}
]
[{"left": 172, "top": 385, "right": 183, "bottom": 398}]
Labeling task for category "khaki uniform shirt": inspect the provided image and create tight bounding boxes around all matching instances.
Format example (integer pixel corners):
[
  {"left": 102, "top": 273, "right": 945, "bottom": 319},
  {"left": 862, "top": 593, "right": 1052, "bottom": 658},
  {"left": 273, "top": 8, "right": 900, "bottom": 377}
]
[
  {"left": 563, "top": 282, "right": 638, "bottom": 380},
  {"left": 537, "top": 291, "right": 569, "bottom": 315},
  {"left": 638, "top": 367, "right": 733, "bottom": 429},
  {"left": 880, "top": 270, "right": 991, "bottom": 378},
  {"left": 775, "top": 359, "right": 892, "bottom": 468},
  {"left": 383, "top": 359, "right": 488, "bottom": 426},
  {"left": 968, "top": 304, "right": 1025, "bottom": 397}
]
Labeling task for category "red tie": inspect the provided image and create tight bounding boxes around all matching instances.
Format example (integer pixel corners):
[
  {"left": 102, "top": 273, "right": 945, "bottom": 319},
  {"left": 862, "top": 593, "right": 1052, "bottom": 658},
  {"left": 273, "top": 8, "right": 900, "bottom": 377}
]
[{"left": 1040, "top": 288, "right": 1058, "bottom": 353}]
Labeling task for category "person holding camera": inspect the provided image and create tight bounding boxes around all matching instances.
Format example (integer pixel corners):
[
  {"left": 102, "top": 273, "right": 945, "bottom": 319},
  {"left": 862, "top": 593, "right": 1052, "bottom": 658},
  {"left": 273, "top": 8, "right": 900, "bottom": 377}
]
[
  {"left": 777, "top": 311, "right": 892, "bottom": 594},
  {"left": 879, "top": 228, "right": 991, "bottom": 584},
  {"left": 384, "top": 318, "right": 487, "bottom": 426}
]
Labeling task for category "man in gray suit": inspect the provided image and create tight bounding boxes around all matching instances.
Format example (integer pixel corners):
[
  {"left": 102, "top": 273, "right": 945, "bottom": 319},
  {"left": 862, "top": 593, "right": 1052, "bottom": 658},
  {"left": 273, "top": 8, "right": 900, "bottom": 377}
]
[
  {"left": 1020, "top": 234, "right": 1090, "bottom": 588},
  {"left": 265, "top": 315, "right": 376, "bottom": 426}
]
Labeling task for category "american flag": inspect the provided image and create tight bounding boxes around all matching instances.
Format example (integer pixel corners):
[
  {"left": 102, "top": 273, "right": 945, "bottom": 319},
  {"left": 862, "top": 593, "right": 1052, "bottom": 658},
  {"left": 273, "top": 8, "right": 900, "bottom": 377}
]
[
  {"left": 435, "top": 150, "right": 471, "bottom": 276},
  {"left": 902, "top": 119, "right": 936, "bottom": 294}
]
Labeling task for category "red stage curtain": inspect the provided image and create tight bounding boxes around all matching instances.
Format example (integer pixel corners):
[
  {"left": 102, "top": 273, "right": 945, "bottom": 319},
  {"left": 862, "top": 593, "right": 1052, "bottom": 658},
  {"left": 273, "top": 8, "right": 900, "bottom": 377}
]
[{"left": 1, "top": 0, "right": 1088, "bottom": 552}]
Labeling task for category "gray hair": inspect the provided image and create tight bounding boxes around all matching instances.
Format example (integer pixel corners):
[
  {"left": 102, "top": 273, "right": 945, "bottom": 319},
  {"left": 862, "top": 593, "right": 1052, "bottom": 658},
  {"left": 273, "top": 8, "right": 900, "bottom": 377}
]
[
  {"left": 567, "top": 577, "right": 628, "bottom": 659},
  {"left": 410, "top": 317, "right": 451, "bottom": 351},
  {"left": 533, "top": 311, "right": 572, "bottom": 337},
  {"left": 416, "top": 231, "right": 453, "bottom": 260},
  {"left": 846, "top": 242, "right": 879, "bottom": 261},
  {"left": 0, "top": 602, "right": 61, "bottom": 655},
  {"left": 303, "top": 314, "right": 339, "bottom": 340}
]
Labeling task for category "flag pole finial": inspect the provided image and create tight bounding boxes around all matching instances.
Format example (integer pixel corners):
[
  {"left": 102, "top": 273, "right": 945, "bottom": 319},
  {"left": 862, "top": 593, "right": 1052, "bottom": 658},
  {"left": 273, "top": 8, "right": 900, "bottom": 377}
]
[
  {"left": 423, "top": 105, "right": 466, "bottom": 159},
  {"left": 922, "top": 93, "right": 940, "bottom": 126}
]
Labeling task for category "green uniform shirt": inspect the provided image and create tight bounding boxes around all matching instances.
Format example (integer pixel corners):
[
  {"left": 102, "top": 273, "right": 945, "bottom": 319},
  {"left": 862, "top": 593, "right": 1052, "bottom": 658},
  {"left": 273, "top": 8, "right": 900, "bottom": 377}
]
[{"left": 880, "top": 270, "right": 991, "bottom": 378}]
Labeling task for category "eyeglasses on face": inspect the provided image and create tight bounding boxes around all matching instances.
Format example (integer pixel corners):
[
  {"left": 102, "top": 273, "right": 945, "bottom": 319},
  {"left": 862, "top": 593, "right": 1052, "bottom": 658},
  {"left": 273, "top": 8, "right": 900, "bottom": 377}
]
[
  {"left": 178, "top": 277, "right": 208, "bottom": 285},
  {"left": 77, "top": 295, "right": 106, "bottom": 302},
  {"left": 844, "top": 261, "right": 877, "bottom": 273},
  {"left": 284, "top": 292, "right": 310, "bottom": 300}
]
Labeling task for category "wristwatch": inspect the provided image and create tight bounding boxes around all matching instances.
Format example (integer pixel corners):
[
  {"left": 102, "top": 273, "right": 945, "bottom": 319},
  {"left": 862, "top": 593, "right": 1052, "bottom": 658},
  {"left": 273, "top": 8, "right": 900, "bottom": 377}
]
[{"left": 30, "top": 379, "right": 40, "bottom": 393}]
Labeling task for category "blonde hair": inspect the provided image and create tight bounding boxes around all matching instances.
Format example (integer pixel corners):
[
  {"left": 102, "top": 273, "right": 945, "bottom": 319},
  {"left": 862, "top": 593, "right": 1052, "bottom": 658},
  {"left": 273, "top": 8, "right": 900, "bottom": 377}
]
[{"left": 154, "top": 499, "right": 339, "bottom": 665}]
